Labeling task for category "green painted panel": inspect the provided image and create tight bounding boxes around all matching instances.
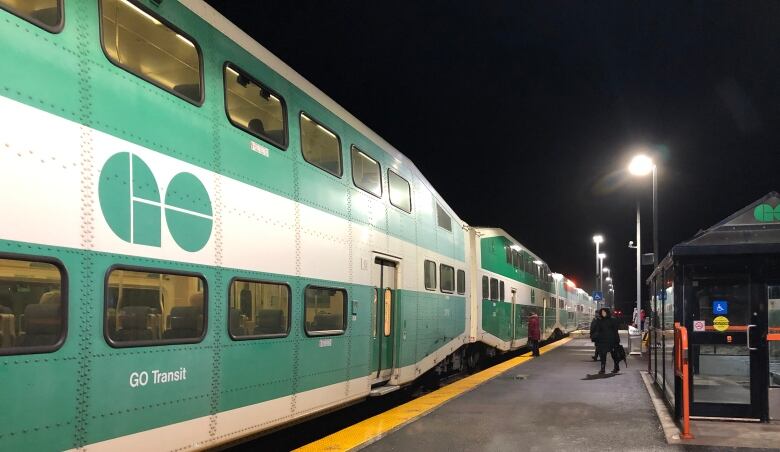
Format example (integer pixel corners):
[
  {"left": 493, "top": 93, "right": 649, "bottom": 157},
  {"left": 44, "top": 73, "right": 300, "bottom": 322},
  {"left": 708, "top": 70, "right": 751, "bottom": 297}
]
[
  {"left": 481, "top": 299, "right": 512, "bottom": 341},
  {"left": 480, "top": 236, "right": 553, "bottom": 292}
]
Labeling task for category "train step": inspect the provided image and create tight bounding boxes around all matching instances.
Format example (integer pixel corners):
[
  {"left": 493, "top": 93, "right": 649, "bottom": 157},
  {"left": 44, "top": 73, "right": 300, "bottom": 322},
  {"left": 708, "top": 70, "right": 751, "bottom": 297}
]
[{"left": 369, "top": 385, "right": 400, "bottom": 397}]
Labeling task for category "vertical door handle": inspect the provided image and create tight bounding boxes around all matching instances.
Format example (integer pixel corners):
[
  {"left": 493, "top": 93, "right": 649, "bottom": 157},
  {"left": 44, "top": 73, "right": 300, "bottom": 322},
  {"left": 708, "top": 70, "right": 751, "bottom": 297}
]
[{"left": 747, "top": 324, "right": 758, "bottom": 351}]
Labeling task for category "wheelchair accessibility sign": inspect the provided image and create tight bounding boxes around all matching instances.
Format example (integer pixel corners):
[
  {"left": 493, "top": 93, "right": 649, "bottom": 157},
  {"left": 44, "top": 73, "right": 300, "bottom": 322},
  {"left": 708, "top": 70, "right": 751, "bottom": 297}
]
[{"left": 712, "top": 300, "right": 728, "bottom": 315}]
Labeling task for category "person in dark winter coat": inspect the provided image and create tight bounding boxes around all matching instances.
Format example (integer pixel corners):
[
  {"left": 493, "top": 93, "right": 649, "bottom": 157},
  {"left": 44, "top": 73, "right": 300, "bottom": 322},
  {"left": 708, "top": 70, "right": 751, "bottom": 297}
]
[
  {"left": 592, "top": 307, "right": 621, "bottom": 374},
  {"left": 589, "top": 315, "right": 600, "bottom": 361},
  {"left": 528, "top": 312, "right": 541, "bottom": 357}
]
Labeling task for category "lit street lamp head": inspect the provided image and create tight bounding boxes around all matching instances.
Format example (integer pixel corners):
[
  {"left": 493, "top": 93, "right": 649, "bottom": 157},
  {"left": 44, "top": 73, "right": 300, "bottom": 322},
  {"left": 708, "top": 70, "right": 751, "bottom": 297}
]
[
  {"left": 628, "top": 154, "right": 655, "bottom": 176},
  {"left": 598, "top": 253, "right": 606, "bottom": 260},
  {"left": 593, "top": 235, "right": 604, "bottom": 244}
]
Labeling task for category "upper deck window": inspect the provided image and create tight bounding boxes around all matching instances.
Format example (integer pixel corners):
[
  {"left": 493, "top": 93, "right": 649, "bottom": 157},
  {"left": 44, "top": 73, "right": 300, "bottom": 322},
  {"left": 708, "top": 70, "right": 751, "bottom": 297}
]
[
  {"left": 100, "top": 0, "right": 203, "bottom": 104},
  {"left": 0, "top": 0, "right": 62, "bottom": 32},
  {"left": 224, "top": 63, "right": 287, "bottom": 148},
  {"left": 436, "top": 203, "right": 452, "bottom": 231},
  {"left": 388, "top": 170, "right": 412, "bottom": 213},
  {"left": 351, "top": 146, "right": 382, "bottom": 197},
  {"left": 300, "top": 113, "right": 342, "bottom": 177}
]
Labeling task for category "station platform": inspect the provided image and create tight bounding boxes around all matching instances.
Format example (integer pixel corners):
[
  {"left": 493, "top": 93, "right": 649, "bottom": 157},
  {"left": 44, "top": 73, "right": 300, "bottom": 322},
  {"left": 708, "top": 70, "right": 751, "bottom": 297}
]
[{"left": 296, "top": 337, "right": 779, "bottom": 451}]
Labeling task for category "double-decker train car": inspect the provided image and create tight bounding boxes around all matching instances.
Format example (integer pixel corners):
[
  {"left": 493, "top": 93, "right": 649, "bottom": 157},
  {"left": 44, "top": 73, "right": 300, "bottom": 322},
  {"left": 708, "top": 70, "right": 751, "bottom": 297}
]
[{"left": 0, "top": 0, "right": 593, "bottom": 450}]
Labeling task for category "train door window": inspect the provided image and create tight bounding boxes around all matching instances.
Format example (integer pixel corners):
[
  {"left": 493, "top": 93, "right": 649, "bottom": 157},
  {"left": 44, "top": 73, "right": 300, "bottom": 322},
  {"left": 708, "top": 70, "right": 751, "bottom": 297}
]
[
  {"left": 224, "top": 63, "right": 287, "bottom": 149},
  {"left": 228, "top": 279, "right": 290, "bottom": 339},
  {"left": 482, "top": 276, "right": 489, "bottom": 299},
  {"left": 100, "top": 0, "right": 203, "bottom": 104},
  {"left": 0, "top": 257, "right": 65, "bottom": 355},
  {"left": 304, "top": 286, "right": 346, "bottom": 335},
  {"left": 489, "top": 278, "right": 498, "bottom": 300},
  {"left": 499, "top": 281, "right": 505, "bottom": 301},
  {"left": 105, "top": 268, "right": 205, "bottom": 346},
  {"left": 436, "top": 203, "right": 452, "bottom": 231},
  {"left": 424, "top": 260, "right": 437, "bottom": 291},
  {"left": 440, "top": 264, "right": 454, "bottom": 293},
  {"left": 0, "top": 0, "right": 62, "bottom": 32},
  {"left": 300, "top": 113, "right": 342, "bottom": 177},
  {"left": 456, "top": 269, "right": 466, "bottom": 295},
  {"left": 351, "top": 146, "right": 382, "bottom": 197},
  {"left": 388, "top": 170, "right": 412, "bottom": 213}
]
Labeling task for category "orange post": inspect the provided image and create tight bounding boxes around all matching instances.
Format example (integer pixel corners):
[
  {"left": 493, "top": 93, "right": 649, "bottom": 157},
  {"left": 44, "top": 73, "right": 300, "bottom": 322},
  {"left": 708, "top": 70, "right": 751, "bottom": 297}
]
[{"left": 674, "top": 322, "right": 694, "bottom": 439}]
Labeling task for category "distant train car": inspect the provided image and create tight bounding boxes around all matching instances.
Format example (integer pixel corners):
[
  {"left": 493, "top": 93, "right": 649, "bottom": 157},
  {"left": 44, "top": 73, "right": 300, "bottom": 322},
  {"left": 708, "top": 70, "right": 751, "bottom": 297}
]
[{"left": 0, "top": 0, "right": 591, "bottom": 450}]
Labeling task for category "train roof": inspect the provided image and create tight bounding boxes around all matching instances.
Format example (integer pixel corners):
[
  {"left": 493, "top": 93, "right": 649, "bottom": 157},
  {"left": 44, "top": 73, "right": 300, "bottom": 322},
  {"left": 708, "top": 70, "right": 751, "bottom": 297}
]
[{"left": 180, "top": 0, "right": 464, "bottom": 226}]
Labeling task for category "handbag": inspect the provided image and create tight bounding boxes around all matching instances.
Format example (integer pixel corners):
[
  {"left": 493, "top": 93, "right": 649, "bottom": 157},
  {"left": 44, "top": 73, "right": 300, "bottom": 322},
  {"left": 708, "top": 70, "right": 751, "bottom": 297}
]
[{"left": 613, "top": 344, "right": 628, "bottom": 367}]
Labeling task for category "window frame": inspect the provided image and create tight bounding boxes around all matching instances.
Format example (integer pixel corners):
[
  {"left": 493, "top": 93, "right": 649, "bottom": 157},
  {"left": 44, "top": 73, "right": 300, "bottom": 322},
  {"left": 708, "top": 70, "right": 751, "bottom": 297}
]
[
  {"left": 350, "top": 145, "right": 382, "bottom": 198},
  {"left": 440, "top": 264, "right": 455, "bottom": 294},
  {"left": 299, "top": 111, "right": 343, "bottom": 178},
  {"left": 222, "top": 62, "right": 289, "bottom": 150},
  {"left": 436, "top": 203, "right": 452, "bottom": 232},
  {"left": 424, "top": 260, "right": 437, "bottom": 291},
  {"left": 303, "top": 284, "right": 348, "bottom": 337},
  {"left": 0, "top": 252, "right": 68, "bottom": 356},
  {"left": 482, "top": 275, "right": 489, "bottom": 299},
  {"left": 489, "top": 277, "right": 499, "bottom": 301},
  {"left": 103, "top": 265, "right": 208, "bottom": 348},
  {"left": 456, "top": 269, "right": 466, "bottom": 295},
  {"left": 227, "top": 277, "right": 292, "bottom": 340},
  {"left": 98, "top": 0, "right": 205, "bottom": 107},
  {"left": 499, "top": 281, "right": 505, "bottom": 301},
  {"left": 0, "top": 0, "right": 63, "bottom": 33},
  {"left": 387, "top": 169, "right": 412, "bottom": 213}
]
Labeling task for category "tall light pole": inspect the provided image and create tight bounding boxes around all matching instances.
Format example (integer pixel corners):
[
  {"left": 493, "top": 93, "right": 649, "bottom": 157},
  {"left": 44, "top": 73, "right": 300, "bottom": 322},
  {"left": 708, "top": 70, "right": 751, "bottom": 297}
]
[
  {"left": 592, "top": 235, "right": 603, "bottom": 302},
  {"left": 598, "top": 252, "right": 606, "bottom": 295},
  {"left": 628, "top": 153, "right": 658, "bottom": 330}
]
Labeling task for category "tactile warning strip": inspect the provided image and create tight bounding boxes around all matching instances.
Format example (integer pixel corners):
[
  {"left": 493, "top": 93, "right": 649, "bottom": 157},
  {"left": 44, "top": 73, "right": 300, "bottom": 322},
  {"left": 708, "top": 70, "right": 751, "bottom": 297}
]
[{"left": 295, "top": 337, "right": 572, "bottom": 452}]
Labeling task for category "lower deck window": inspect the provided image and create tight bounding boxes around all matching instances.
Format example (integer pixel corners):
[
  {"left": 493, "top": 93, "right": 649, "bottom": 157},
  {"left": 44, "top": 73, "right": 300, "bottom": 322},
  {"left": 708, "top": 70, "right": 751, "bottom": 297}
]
[
  {"left": 0, "top": 0, "right": 62, "bottom": 31},
  {"left": 440, "top": 264, "right": 454, "bottom": 293},
  {"left": 229, "top": 279, "right": 290, "bottom": 338},
  {"left": 0, "top": 257, "right": 64, "bottom": 354},
  {"left": 305, "top": 286, "right": 346, "bottom": 335},
  {"left": 106, "top": 268, "right": 205, "bottom": 346}
]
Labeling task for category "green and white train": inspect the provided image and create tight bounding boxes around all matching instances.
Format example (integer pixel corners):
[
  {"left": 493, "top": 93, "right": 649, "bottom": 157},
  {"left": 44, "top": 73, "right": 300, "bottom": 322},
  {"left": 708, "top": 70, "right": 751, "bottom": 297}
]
[{"left": 0, "top": 0, "right": 596, "bottom": 449}]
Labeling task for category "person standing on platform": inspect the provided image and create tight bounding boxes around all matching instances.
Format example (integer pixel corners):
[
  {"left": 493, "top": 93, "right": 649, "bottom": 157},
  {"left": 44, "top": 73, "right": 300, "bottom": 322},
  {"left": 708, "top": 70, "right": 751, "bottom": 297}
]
[
  {"left": 593, "top": 307, "right": 620, "bottom": 374},
  {"left": 589, "top": 314, "right": 600, "bottom": 361},
  {"left": 528, "top": 311, "right": 541, "bottom": 357}
]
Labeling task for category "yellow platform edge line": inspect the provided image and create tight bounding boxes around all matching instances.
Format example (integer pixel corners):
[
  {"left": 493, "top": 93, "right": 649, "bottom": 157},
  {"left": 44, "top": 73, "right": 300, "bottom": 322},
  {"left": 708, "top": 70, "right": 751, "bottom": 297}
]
[{"left": 294, "top": 337, "right": 573, "bottom": 452}]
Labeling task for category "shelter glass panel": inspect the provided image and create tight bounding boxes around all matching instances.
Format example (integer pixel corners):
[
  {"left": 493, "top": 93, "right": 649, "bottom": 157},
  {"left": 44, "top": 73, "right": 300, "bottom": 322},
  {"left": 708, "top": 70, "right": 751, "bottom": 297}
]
[
  {"left": 224, "top": 64, "right": 287, "bottom": 148},
  {"left": 228, "top": 279, "right": 290, "bottom": 338},
  {"left": 0, "top": 257, "right": 63, "bottom": 353},
  {"left": 101, "top": 0, "right": 202, "bottom": 103},
  {"left": 304, "top": 286, "right": 346, "bottom": 335},
  {"left": 769, "top": 285, "right": 780, "bottom": 388},
  {"left": 106, "top": 269, "right": 205, "bottom": 345}
]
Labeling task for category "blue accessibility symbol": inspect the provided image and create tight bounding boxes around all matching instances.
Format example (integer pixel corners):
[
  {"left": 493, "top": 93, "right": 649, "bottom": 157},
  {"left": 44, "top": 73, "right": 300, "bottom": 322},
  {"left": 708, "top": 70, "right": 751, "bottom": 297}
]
[
  {"left": 593, "top": 291, "right": 604, "bottom": 301},
  {"left": 712, "top": 300, "right": 728, "bottom": 315}
]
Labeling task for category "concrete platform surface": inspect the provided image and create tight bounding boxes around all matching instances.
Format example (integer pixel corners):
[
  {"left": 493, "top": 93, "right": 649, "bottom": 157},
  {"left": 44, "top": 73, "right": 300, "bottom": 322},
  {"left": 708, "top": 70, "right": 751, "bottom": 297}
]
[{"left": 363, "top": 339, "right": 774, "bottom": 452}]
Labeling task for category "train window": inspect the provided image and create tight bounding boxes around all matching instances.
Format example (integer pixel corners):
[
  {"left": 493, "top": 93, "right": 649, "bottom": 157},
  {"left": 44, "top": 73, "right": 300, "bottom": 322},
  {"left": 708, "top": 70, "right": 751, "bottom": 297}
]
[
  {"left": 0, "top": 0, "right": 62, "bottom": 32},
  {"left": 388, "top": 170, "right": 412, "bottom": 213},
  {"left": 505, "top": 245, "right": 512, "bottom": 264},
  {"left": 228, "top": 279, "right": 290, "bottom": 339},
  {"left": 481, "top": 276, "right": 489, "bottom": 299},
  {"left": 224, "top": 63, "right": 287, "bottom": 149},
  {"left": 456, "top": 269, "right": 466, "bottom": 295},
  {"left": 440, "top": 264, "right": 454, "bottom": 293},
  {"left": 436, "top": 203, "right": 452, "bottom": 231},
  {"left": 489, "top": 278, "right": 498, "bottom": 300},
  {"left": 105, "top": 268, "right": 205, "bottom": 346},
  {"left": 0, "top": 257, "right": 64, "bottom": 355},
  {"left": 499, "top": 281, "right": 505, "bottom": 301},
  {"left": 300, "top": 113, "right": 342, "bottom": 177},
  {"left": 424, "top": 260, "right": 436, "bottom": 291},
  {"left": 304, "top": 286, "right": 346, "bottom": 335},
  {"left": 351, "top": 146, "right": 382, "bottom": 197},
  {"left": 100, "top": 0, "right": 203, "bottom": 104}
]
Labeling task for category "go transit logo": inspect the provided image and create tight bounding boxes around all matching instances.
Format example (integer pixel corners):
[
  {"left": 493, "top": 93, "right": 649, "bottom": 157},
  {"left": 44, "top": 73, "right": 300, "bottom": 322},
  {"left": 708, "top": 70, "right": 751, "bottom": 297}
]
[
  {"left": 753, "top": 203, "right": 780, "bottom": 223},
  {"left": 98, "top": 152, "right": 213, "bottom": 252}
]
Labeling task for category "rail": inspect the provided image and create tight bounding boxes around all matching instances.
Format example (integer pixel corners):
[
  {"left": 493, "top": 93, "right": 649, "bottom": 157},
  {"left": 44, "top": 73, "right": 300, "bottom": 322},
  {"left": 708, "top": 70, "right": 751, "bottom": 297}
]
[{"left": 673, "top": 322, "right": 694, "bottom": 440}]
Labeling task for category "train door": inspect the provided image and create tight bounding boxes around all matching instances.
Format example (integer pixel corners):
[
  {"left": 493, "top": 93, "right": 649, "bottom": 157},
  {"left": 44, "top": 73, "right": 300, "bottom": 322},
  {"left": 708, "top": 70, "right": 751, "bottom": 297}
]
[
  {"left": 371, "top": 257, "right": 397, "bottom": 381},
  {"left": 687, "top": 269, "right": 766, "bottom": 420},
  {"left": 510, "top": 288, "right": 517, "bottom": 346}
]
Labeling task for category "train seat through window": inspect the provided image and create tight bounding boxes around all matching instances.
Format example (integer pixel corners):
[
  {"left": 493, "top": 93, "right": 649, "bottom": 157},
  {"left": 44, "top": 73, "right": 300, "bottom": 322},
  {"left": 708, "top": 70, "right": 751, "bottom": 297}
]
[
  {"left": 115, "top": 306, "right": 153, "bottom": 342},
  {"left": 162, "top": 306, "right": 201, "bottom": 339},
  {"left": 254, "top": 309, "right": 283, "bottom": 335},
  {"left": 18, "top": 303, "right": 60, "bottom": 347}
]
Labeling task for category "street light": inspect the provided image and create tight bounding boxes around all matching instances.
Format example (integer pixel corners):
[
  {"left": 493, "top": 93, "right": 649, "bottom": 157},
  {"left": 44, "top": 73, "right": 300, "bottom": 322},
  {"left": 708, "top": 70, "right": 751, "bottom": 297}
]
[
  {"left": 628, "top": 153, "right": 659, "bottom": 335},
  {"left": 593, "top": 235, "right": 604, "bottom": 300}
]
